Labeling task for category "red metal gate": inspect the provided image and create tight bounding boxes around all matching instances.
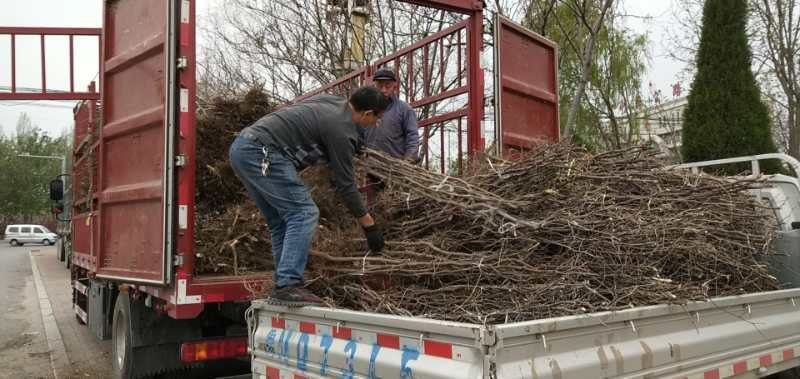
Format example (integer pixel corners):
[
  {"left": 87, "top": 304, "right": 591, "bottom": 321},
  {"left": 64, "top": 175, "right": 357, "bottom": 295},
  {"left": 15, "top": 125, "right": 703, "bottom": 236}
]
[
  {"left": 295, "top": 8, "right": 560, "bottom": 169},
  {"left": 0, "top": 27, "right": 101, "bottom": 101},
  {"left": 294, "top": 0, "right": 484, "bottom": 175},
  {"left": 94, "top": 0, "right": 178, "bottom": 285},
  {"left": 494, "top": 14, "right": 559, "bottom": 151}
]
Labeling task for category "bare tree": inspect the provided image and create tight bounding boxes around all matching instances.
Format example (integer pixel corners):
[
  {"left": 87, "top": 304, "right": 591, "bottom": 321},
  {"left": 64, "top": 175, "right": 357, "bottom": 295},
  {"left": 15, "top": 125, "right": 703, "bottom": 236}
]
[
  {"left": 664, "top": 0, "right": 704, "bottom": 81},
  {"left": 751, "top": 0, "right": 800, "bottom": 157},
  {"left": 562, "top": 0, "right": 615, "bottom": 141},
  {"left": 199, "top": 0, "right": 462, "bottom": 102},
  {"left": 525, "top": 0, "right": 652, "bottom": 149},
  {"left": 584, "top": 10, "right": 648, "bottom": 150}
]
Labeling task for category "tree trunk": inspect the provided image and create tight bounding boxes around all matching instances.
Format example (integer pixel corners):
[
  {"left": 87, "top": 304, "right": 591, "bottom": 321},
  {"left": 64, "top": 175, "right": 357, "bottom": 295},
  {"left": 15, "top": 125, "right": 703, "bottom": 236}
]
[
  {"left": 790, "top": 98, "right": 800, "bottom": 158},
  {"left": 563, "top": 0, "right": 614, "bottom": 141}
]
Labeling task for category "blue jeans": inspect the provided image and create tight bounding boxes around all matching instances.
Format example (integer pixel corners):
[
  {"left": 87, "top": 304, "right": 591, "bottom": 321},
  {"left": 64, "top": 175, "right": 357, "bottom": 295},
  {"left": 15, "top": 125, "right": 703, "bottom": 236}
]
[{"left": 229, "top": 135, "right": 319, "bottom": 288}]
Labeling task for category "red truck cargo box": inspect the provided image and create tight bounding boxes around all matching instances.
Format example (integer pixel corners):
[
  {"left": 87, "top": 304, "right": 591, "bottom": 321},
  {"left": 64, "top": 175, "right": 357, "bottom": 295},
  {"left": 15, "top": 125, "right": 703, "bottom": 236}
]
[
  {"left": 98, "top": 0, "right": 178, "bottom": 285},
  {"left": 78, "top": 0, "right": 268, "bottom": 320}
]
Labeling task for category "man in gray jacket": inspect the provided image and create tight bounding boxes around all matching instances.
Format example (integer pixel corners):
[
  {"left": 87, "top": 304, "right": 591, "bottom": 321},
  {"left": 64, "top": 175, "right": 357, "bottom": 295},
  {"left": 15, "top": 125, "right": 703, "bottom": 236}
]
[
  {"left": 229, "top": 86, "right": 389, "bottom": 306},
  {"left": 361, "top": 68, "right": 420, "bottom": 161}
]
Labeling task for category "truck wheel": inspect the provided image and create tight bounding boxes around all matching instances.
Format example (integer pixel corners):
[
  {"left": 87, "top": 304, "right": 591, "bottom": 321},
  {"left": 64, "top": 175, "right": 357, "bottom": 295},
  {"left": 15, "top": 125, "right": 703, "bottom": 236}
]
[
  {"left": 42, "top": 239, "right": 51, "bottom": 246},
  {"left": 112, "top": 293, "right": 184, "bottom": 378},
  {"left": 112, "top": 294, "right": 135, "bottom": 379},
  {"left": 9, "top": 239, "right": 18, "bottom": 246}
]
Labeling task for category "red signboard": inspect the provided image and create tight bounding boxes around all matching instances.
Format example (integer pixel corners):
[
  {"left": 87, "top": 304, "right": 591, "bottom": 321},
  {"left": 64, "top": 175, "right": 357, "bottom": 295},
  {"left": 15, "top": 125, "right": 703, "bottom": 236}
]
[
  {"left": 494, "top": 15, "right": 559, "bottom": 150},
  {"left": 97, "top": 0, "right": 177, "bottom": 285}
]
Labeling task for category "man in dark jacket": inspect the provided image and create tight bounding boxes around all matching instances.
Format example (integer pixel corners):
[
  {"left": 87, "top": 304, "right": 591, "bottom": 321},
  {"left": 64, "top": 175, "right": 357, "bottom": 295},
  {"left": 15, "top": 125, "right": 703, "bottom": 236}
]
[
  {"left": 229, "top": 86, "right": 389, "bottom": 307},
  {"left": 361, "top": 68, "right": 420, "bottom": 161}
]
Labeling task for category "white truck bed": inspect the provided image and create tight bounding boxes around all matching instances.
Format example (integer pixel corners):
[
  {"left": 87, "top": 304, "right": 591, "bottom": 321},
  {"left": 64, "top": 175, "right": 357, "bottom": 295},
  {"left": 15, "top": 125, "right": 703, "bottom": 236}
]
[
  {"left": 248, "top": 154, "right": 800, "bottom": 378},
  {"left": 248, "top": 288, "right": 800, "bottom": 379}
]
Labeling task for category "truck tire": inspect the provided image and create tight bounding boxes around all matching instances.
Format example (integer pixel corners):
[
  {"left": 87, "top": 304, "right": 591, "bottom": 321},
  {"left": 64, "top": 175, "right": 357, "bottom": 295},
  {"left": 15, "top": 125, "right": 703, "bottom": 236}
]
[
  {"left": 112, "top": 293, "right": 185, "bottom": 378},
  {"left": 9, "top": 239, "right": 18, "bottom": 246},
  {"left": 112, "top": 293, "right": 135, "bottom": 379}
]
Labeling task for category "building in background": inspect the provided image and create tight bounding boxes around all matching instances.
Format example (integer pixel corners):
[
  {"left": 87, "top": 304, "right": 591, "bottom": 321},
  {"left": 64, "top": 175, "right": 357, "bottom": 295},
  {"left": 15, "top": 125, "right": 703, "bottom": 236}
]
[
  {"left": 637, "top": 94, "right": 687, "bottom": 161},
  {"left": 598, "top": 82, "right": 687, "bottom": 162}
]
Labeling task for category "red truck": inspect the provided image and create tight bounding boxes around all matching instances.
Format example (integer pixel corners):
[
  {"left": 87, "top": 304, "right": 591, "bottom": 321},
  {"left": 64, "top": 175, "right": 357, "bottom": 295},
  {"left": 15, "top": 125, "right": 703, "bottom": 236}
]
[{"left": 21, "top": 0, "right": 558, "bottom": 377}]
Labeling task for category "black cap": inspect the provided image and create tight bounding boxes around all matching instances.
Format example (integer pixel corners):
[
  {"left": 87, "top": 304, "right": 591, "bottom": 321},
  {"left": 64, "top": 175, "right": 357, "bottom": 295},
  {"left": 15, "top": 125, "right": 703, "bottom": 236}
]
[{"left": 372, "top": 67, "right": 397, "bottom": 82}]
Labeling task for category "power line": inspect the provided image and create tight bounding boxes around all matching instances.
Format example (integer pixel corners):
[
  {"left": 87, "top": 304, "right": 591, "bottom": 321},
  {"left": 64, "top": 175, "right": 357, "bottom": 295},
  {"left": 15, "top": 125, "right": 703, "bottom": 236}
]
[
  {"left": 0, "top": 86, "right": 75, "bottom": 94},
  {"left": 0, "top": 101, "right": 77, "bottom": 109},
  {"left": 0, "top": 86, "right": 82, "bottom": 109}
]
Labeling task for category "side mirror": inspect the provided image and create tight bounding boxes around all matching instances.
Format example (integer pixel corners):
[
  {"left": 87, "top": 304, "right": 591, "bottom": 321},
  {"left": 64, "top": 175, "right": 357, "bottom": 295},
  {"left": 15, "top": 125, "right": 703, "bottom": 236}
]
[{"left": 49, "top": 178, "right": 64, "bottom": 201}]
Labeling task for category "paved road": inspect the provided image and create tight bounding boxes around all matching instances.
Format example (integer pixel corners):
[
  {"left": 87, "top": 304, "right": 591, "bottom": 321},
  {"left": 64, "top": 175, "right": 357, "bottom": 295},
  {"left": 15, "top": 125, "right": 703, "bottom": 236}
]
[
  {"left": 32, "top": 244, "right": 112, "bottom": 378},
  {"left": 0, "top": 242, "right": 112, "bottom": 378},
  {"left": 0, "top": 242, "right": 52, "bottom": 378},
  {"left": 0, "top": 241, "right": 249, "bottom": 378}
]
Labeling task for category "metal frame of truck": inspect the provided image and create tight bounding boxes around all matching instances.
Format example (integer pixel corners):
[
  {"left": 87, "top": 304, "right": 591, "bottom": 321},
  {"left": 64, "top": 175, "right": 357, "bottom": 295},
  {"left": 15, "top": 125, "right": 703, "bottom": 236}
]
[{"left": 249, "top": 289, "right": 800, "bottom": 379}]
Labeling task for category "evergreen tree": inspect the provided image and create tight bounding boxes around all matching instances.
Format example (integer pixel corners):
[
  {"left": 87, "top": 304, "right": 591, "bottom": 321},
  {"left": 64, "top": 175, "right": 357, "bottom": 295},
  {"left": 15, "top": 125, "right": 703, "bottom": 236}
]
[{"left": 681, "top": 0, "right": 778, "bottom": 174}]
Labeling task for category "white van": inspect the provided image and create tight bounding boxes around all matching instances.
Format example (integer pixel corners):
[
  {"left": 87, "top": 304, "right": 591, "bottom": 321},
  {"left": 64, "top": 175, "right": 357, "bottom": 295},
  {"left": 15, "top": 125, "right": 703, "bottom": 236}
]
[{"left": 4, "top": 224, "right": 58, "bottom": 246}]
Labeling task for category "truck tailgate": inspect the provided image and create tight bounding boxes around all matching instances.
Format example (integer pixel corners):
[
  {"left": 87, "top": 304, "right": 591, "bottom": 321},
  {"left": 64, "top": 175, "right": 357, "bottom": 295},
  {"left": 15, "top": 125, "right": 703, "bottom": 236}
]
[
  {"left": 248, "top": 301, "right": 489, "bottom": 378},
  {"left": 492, "top": 289, "right": 800, "bottom": 379}
]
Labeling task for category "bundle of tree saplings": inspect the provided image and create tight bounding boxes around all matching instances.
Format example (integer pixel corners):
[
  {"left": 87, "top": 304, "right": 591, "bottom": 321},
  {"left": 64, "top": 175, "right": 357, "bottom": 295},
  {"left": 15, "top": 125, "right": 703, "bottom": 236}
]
[
  {"left": 192, "top": 91, "right": 779, "bottom": 323},
  {"left": 193, "top": 89, "right": 276, "bottom": 275},
  {"left": 303, "top": 144, "right": 780, "bottom": 324}
]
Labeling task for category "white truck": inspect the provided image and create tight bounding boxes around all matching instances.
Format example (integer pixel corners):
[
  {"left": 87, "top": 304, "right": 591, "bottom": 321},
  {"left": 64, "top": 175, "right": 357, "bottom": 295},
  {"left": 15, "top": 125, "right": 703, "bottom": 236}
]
[{"left": 247, "top": 154, "right": 800, "bottom": 379}]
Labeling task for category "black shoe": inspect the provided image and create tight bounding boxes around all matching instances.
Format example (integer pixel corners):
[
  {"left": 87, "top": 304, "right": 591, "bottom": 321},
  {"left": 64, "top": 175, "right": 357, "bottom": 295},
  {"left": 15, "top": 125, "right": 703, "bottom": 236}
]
[{"left": 267, "top": 286, "right": 322, "bottom": 307}]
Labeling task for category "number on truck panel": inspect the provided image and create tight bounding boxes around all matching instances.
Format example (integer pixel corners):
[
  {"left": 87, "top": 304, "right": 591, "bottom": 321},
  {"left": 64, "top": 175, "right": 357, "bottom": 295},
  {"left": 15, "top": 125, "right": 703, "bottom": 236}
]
[
  {"left": 401, "top": 348, "right": 420, "bottom": 379},
  {"left": 266, "top": 329, "right": 277, "bottom": 353},
  {"left": 264, "top": 323, "right": 423, "bottom": 378},
  {"left": 280, "top": 329, "right": 294, "bottom": 365},
  {"left": 320, "top": 334, "right": 333, "bottom": 376},
  {"left": 343, "top": 339, "right": 357, "bottom": 378},
  {"left": 296, "top": 333, "right": 309, "bottom": 371},
  {"left": 368, "top": 344, "right": 381, "bottom": 379}
]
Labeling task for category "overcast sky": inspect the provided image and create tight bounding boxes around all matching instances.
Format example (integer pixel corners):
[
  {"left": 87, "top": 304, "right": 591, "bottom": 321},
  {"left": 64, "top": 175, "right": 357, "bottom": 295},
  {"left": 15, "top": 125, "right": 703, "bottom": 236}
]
[{"left": 0, "top": 0, "right": 687, "bottom": 138}]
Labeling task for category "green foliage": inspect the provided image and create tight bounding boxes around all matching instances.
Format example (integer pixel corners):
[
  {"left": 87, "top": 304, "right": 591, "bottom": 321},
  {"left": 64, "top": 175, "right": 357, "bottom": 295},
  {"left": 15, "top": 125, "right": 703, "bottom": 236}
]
[
  {"left": 524, "top": 1, "right": 649, "bottom": 151},
  {"left": 588, "top": 26, "right": 649, "bottom": 149},
  {"left": 0, "top": 113, "right": 69, "bottom": 223},
  {"left": 681, "top": 0, "right": 778, "bottom": 174}
]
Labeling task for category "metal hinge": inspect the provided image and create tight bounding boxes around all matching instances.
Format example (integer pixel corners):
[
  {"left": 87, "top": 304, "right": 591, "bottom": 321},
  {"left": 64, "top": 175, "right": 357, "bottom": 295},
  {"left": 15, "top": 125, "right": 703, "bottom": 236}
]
[
  {"left": 177, "top": 56, "right": 188, "bottom": 70},
  {"left": 173, "top": 254, "right": 184, "bottom": 267},
  {"left": 175, "top": 155, "right": 187, "bottom": 167}
]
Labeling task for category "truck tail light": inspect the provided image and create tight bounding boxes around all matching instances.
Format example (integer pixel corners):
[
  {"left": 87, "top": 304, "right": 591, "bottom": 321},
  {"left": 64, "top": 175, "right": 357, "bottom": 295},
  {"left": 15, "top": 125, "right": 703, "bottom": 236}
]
[{"left": 180, "top": 337, "right": 248, "bottom": 363}]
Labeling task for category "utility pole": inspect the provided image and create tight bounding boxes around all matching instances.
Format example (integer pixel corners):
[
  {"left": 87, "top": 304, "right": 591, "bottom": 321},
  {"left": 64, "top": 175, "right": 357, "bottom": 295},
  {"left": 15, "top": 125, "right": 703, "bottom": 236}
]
[{"left": 329, "top": 0, "right": 371, "bottom": 77}]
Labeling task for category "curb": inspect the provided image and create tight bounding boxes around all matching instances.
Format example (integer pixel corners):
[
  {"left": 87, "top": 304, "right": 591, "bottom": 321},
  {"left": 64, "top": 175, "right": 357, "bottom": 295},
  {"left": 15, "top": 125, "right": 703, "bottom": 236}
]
[{"left": 29, "top": 249, "right": 69, "bottom": 379}]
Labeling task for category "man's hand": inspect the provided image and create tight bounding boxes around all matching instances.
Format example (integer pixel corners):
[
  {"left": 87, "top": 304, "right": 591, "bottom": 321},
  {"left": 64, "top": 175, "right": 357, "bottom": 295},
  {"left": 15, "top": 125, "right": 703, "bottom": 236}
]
[{"left": 362, "top": 224, "right": 385, "bottom": 252}]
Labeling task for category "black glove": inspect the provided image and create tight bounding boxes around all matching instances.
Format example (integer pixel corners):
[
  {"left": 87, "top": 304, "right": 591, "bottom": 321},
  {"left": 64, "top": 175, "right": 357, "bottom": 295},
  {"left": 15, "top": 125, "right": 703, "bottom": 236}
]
[{"left": 362, "top": 224, "right": 385, "bottom": 252}]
